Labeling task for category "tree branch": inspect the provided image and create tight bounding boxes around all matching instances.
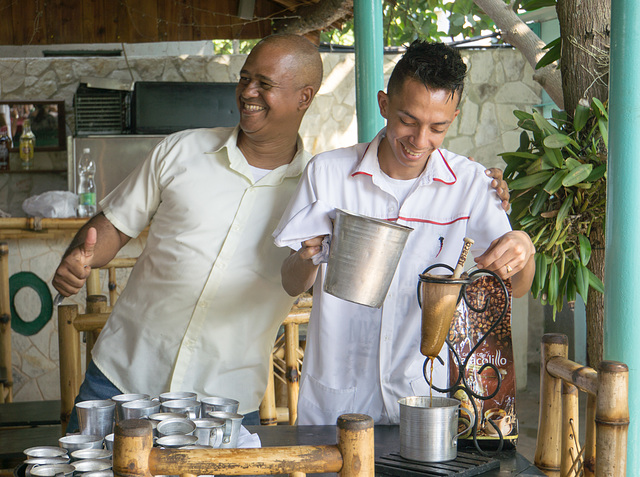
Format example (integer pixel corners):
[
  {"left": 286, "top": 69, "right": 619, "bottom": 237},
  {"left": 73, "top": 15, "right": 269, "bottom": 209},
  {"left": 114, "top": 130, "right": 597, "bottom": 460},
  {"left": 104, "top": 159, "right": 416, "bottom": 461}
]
[
  {"left": 273, "top": 0, "right": 353, "bottom": 36},
  {"left": 474, "top": 0, "right": 564, "bottom": 109}
]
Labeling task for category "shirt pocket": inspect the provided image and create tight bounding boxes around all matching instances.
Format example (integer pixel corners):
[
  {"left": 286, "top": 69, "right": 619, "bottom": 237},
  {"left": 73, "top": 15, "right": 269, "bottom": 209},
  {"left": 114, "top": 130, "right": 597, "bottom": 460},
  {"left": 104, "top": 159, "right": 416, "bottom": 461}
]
[
  {"left": 298, "top": 374, "right": 357, "bottom": 425},
  {"left": 409, "top": 372, "right": 448, "bottom": 398}
]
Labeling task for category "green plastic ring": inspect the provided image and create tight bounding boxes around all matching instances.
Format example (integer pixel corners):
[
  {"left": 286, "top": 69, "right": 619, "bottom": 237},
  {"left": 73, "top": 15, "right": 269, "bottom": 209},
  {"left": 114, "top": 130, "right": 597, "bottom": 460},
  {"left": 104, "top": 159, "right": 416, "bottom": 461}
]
[{"left": 9, "top": 271, "right": 53, "bottom": 336}]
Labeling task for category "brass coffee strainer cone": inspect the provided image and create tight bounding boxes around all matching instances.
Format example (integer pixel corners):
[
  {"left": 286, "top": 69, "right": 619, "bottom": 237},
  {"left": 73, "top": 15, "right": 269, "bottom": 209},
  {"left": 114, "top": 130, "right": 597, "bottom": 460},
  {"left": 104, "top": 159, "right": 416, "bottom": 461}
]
[{"left": 417, "top": 238, "right": 474, "bottom": 358}]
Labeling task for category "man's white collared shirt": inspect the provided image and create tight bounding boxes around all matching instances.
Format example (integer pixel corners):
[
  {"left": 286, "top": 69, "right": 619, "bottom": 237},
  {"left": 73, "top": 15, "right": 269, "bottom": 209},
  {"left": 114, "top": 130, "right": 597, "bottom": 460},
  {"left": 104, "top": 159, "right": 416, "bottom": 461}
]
[{"left": 274, "top": 128, "right": 511, "bottom": 424}]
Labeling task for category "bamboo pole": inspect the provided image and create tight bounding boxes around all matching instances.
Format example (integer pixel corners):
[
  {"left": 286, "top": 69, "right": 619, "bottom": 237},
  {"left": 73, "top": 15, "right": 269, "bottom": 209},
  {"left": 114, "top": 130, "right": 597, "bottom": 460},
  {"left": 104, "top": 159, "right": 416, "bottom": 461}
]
[
  {"left": 113, "top": 415, "right": 372, "bottom": 477},
  {"left": 535, "top": 333, "right": 567, "bottom": 476},
  {"left": 59, "top": 304, "right": 82, "bottom": 434},
  {"left": 545, "top": 356, "right": 598, "bottom": 395},
  {"left": 584, "top": 393, "right": 596, "bottom": 477},
  {"left": 108, "top": 267, "right": 117, "bottom": 305},
  {"left": 561, "top": 381, "right": 580, "bottom": 477},
  {"left": 259, "top": 352, "right": 278, "bottom": 426},
  {"left": 86, "top": 269, "right": 101, "bottom": 297},
  {"left": 284, "top": 320, "right": 300, "bottom": 425},
  {"left": 0, "top": 242, "right": 12, "bottom": 403},
  {"left": 337, "top": 414, "right": 375, "bottom": 477},
  {"left": 595, "top": 361, "right": 629, "bottom": 477},
  {"left": 84, "top": 295, "right": 108, "bottom": 372},
  {"left": 72, "top": 313, "right": 110, "bottom": 332},
  {"left": 112, "top": 419, "right": 154, "bottom": 477}
]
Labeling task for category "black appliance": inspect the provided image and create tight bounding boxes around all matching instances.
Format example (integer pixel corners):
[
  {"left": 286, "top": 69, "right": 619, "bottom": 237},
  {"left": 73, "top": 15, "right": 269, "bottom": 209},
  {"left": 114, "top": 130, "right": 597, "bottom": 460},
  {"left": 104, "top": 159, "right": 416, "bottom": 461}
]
[{"left": 132, "top": 81, "right": 239, "bottom": 134}]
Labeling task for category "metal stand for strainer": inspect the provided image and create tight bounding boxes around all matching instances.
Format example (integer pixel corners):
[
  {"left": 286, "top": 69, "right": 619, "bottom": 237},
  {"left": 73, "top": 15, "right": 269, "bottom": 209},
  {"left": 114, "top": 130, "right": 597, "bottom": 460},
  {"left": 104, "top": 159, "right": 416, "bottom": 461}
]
[{"left": 418, "top": 263, "right": 510, "bottom": 455}]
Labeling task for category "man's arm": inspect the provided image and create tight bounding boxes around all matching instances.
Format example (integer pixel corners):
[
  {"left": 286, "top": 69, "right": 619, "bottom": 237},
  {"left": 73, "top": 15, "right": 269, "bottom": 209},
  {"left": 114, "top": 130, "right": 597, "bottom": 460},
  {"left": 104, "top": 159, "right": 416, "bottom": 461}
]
[
  {"left": 52, "top": 212, "right": 131, "bottom": 297},
  {"left": 473, "top": 230, "right": 536, "bottom": 298},
  {"left": 281, "top": 236, "right": 325, "bottom": 296}
]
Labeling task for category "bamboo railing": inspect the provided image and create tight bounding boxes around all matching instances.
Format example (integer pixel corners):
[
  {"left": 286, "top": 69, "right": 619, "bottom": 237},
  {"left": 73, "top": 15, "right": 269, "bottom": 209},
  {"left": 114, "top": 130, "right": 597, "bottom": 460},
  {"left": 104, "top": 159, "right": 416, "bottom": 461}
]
[
  {"left": 0, "top": 242, "right": 13, "bottom": 403},
  {"left": 259, "top": 292, "right": 311, "bottom": 426},
  {"left": 58, "top": 300, "right": 110, "bottom": 434},
  {"left": 535, "top": 333, "right": 629, "bottom": 477},
  {"left": 113, "top": 413, "right": 374, "bottom": 477},
  {"left": 0, "top": 218, "right": 88, "bottom": 239}
]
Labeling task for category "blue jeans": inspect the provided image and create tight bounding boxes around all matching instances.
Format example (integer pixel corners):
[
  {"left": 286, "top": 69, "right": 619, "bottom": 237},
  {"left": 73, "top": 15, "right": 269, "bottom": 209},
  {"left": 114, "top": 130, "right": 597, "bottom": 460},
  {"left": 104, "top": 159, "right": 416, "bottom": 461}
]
[
  {"left": 66, "top": 360, "right": 261, "bottom": 432},
  {"left": 66, "top": 360, "right": 122, "bottom": 433}
]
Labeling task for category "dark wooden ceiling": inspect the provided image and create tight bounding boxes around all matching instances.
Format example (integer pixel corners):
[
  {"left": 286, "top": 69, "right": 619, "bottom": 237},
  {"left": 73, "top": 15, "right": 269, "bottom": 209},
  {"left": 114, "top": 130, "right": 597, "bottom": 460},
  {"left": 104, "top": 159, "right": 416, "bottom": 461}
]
[{"left": 0, "top": 0, "right": 349, "bottom": 45}]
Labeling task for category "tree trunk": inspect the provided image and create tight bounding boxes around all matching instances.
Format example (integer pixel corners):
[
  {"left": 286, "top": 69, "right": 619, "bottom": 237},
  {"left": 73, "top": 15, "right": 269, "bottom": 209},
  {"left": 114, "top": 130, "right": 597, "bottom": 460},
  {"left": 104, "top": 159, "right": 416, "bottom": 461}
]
[
  {"left": 473, "top": 0, "right": 564, "bottom": 108},
  {"left": 586, "top": 222, "right": 605, "bottom": 368},
  {"left": 556, "top": 0, "right": 609, "bottom": 367},
  {"left": 556, "top": 0, "right": 611, "bottom": 115}
]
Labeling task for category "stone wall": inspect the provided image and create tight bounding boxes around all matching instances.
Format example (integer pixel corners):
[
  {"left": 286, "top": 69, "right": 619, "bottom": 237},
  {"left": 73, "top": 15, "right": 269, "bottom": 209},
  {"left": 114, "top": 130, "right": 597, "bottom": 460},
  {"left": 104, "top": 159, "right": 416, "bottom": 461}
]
[{"left": 0, "top": 47, "right": 542, "bottom": 401}]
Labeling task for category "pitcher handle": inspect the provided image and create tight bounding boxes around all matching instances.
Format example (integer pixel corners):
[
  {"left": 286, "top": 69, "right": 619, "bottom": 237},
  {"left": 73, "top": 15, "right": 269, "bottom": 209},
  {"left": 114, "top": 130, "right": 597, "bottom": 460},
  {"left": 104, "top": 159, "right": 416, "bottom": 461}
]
[
  {"left": 209, "top": 426, "right": 225, "bottom": 448},
  {"left": 454, "top": 407, "right": 475, "bottom": 442}
]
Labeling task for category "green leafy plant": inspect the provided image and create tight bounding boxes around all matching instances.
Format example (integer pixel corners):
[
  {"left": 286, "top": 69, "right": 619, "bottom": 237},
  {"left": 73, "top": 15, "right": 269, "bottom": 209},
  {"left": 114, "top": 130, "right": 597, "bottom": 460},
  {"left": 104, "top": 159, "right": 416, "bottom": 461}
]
[{"left": 503, "top": 98, "right": 608, "bottom": 316}]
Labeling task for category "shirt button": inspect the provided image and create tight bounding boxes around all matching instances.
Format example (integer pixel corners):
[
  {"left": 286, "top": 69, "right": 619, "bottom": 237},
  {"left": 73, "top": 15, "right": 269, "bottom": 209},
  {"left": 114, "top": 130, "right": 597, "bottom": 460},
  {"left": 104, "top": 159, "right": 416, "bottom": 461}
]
[{"left": 199, "top": 300, "right": 209, "bottom": 308}]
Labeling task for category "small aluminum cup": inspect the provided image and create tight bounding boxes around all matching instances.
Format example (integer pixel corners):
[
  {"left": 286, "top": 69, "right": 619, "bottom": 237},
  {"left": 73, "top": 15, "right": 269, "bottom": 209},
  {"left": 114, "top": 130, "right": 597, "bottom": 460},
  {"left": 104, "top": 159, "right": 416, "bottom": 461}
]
[
  {"left": 24, "top": 447, "right": 68, "bottom": 459},
  {"left": 59, "top": 435, "right": 104, "bottom": 453},
  {"left": 70, "top": 449, "right": 112, "bottom": 462},
  {"left": 29, "top": 464, "right": 75, "bottom": 477},
  {"left": 155, "top": 435, "right": 198, "bottom": 448},
  {"left": 156, "top": 417, "right": 196, "bottom": 437}
]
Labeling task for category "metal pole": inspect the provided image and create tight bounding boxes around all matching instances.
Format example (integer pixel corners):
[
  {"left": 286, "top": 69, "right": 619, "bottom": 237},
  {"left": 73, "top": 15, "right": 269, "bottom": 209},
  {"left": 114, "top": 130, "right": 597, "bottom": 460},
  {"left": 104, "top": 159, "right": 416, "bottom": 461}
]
[
  {"left": 605, "top": 0, "right": 640, "bottom": 472},
  {"left": 353, "top": 0, "right": 384, "bottom": 143}
]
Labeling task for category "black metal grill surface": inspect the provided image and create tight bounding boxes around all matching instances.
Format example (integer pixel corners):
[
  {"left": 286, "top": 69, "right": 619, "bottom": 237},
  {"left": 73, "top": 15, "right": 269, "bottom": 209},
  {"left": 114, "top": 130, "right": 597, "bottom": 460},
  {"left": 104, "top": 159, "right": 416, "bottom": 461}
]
[{"left": 376, "top": 452, "right": 500, "bottom": 477}]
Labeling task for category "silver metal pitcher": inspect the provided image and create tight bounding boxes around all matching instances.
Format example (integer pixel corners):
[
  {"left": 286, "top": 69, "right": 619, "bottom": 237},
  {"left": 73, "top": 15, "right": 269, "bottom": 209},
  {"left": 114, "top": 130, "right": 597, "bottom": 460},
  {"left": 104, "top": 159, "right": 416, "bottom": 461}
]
[
  {"left": 398, "top": 396, "right": 474, "bottom": 462},
  {"left": 324, "top": 209, "right": 413, "bottom": 308}
]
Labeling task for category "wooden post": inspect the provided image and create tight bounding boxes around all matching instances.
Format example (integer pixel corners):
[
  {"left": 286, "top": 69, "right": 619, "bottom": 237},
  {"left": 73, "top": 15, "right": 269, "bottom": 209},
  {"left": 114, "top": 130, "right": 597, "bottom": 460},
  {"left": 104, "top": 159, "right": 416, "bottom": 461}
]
[
  {"left": 595, "top": 361, "right": 629, "bottom": 477},
  {"left": 108, "top": 267, "right": 117, "bottom": 306},
  {"left": 114, "top": 414, "right": 371, "bottom": 477},
  {"left": 535, "top": 333, "right": 568, "bottom": 476},
  {"left": 58, "top": 304, "right": 82, "bottom": 434},
  {"left": 584, "top": 393, "right": 596, "bottom": 477},
  {"left": 0, "top": 242, "right": 12, "bottom": 403},
  {"left": 113, "top": 419, "right": 154, "bottom": 477},
  {"left": 284, "top": 319, "right": 300, "bottom": 425},
  {"left": 85, "top": 295, "right": 107, "bottom": 372},
  {"left": 86, "top": 269, "right": 101, "bottom": 297},
  {"left": 337, "top": 414, "right": 374, "bottom": 477},
  {"left": 561, "top": 382, "right": 580, "bottom": 477},
  {"left": 259, "top": 352, "right": 278, "bottom": 425}
]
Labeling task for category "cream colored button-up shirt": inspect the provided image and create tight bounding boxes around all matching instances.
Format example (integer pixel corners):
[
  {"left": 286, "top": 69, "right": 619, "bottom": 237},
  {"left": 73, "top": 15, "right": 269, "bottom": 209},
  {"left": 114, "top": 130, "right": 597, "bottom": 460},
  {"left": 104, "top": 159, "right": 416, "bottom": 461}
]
[{"left": 92, "top": 126, "right": 310, "bottom": 413}]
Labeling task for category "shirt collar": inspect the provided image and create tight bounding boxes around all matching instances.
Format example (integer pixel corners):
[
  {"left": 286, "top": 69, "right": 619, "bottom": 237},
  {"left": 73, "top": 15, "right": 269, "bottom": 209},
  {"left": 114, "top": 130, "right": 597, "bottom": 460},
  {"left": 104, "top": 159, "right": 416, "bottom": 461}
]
[
  {"left": 210, "top": 125, "right": 310, "bottom": 184},
  {"left": 351, "top": 127, "right": 457, "bottom": 186}
]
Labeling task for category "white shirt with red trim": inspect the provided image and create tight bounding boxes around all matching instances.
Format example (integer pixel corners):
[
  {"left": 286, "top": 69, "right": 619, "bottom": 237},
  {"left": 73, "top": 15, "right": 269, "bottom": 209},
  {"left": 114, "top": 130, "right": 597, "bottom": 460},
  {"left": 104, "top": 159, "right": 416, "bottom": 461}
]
[
  {"left": 93, "top": 126, "right": 310, "bottom": 413},
  {"left": 273, "top": 127, "right": 511, "bottom": 425}
]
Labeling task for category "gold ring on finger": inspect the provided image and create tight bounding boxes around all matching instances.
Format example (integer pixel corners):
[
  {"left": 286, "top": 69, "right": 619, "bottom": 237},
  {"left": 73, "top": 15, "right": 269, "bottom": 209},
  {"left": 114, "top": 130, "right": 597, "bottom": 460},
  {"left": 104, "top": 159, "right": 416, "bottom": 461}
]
[{"left": 505, "top": 264, "right": 513, "bottom": 274}]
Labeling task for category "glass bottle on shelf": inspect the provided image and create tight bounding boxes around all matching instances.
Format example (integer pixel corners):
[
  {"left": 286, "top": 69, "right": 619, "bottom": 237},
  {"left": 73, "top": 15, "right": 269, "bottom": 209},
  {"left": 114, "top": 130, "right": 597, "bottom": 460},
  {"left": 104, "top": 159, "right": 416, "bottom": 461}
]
[
  {"left": 78, "top": 147, "right": 97, "bottom": 217},
  {"left": 19, "top": 119, "right": 35, "bottom": 170},
  {"left": 0, "top": 126, "right": 10, "bottom": 171}
]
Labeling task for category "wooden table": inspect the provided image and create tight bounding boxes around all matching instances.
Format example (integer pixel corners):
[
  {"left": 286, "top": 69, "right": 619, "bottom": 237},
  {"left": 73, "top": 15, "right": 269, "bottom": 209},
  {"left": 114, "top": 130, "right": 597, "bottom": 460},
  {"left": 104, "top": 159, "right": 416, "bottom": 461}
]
[
  {"left": 0, "top": 400, "right": 61, "bottom": 471},
  {"left": 250, "top": 424, "right": 545, "bottom": 477}
]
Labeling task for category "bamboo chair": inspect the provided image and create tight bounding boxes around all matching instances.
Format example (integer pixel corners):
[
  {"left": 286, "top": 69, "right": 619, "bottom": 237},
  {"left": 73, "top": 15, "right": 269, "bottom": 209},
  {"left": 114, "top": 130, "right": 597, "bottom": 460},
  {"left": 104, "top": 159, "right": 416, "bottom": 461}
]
[
  {"left": 113, "top": 413, "right": 373, "bottom": 477},
  {"left": 0, "top": 242, "right": 13, "bottom": 403},
  {"left": 259, "top": 292, "right": 311, "bottom": 426},
  {"left": 58, "top": 298, "right": 110, "bottom": 434},
  {"left": 535, "top": 333, "right": 629, "bottom": 477},
  {"left": 85, "top": 257, "right": 138, "bottom": 311}
]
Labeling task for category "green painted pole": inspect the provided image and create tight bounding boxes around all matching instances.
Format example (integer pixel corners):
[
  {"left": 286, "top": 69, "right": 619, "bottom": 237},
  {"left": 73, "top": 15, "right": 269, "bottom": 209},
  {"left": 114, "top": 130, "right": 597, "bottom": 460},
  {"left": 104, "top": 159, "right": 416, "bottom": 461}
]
[
  {"left": 605, "top": 0, "right": 640, "bottom": 471},
  {"left": 353, "top": 0, "right": 384, "bottom": 143}
]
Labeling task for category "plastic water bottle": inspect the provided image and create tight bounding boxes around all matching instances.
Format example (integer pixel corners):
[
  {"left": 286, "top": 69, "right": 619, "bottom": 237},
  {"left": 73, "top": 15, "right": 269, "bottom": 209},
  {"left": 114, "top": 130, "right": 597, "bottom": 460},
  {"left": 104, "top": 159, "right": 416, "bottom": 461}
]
[{"left": 78, "top": 147, "right": 97, "bottom": 217}]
